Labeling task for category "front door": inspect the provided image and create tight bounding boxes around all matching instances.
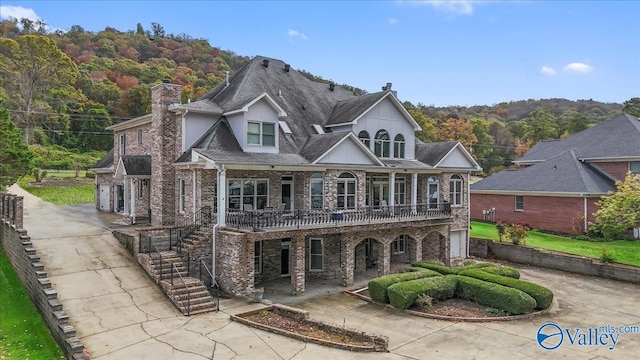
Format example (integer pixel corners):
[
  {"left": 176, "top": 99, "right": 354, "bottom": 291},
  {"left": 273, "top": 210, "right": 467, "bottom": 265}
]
[
  {"left": 281, "top": 241, "right": 291, "bottom": 276},
  {"left": 281, "top": 176, "right": 294, "bottom": 211},
  {"left": 115, "top": 185, "right": 124, "bottom": 213}
]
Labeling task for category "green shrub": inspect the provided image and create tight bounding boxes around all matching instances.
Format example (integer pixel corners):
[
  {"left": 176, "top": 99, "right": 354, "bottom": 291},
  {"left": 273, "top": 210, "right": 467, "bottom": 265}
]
[
  {"left": 573, "top": 234, "right": 591, "bottom": 241},
  {"left": 415, "top": 294, "right": 433, "bottom": 309},
  {"left": 455, "top": 276, "right": 537, "bottom": 314},
  {"left": 403, "top": 266, "right": 433, "bottom": 273},
  {"left": 458, "top": 269, "right": 552, "bottom": 310},
  {"left": 368, "top": 269, "right": 442, "bottom": 303},
  {"left": 479, "top": 265, "right": 520, "bottom": 279},
  {"left": 600, "top": 248, "right": 614, "bottom": 263},
  {"left": 387, "top": 275, "right": 458, "bottom": 309},
  {"left": 411, "top": 261, "right": 492, "bottom": 275}
]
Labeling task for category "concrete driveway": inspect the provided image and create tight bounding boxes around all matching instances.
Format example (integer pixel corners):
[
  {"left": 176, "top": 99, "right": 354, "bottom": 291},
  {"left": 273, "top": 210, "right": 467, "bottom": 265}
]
[{"left": 11, "top": 184, "right": 640, "bottom": 359}]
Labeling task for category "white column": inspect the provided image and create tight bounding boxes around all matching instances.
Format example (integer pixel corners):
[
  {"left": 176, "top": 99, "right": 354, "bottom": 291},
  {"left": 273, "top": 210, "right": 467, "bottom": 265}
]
[
  {"left": 123, "top": 177, "right": 129, "bottom": 216},
  {"left": 411, "top": 172, "right": 418, "bottom": 213},
  {"left": 130, "top": 178, "right": 136, "bottom": 223},
  {"left": 192, "top": 169, "right": 197, "bottom": 219},
  {"left": 217, "top": 167, "right": 226, "bottom": 227},
  {"left": 389, "top": 172, "right": 396, "bottom": 207}
]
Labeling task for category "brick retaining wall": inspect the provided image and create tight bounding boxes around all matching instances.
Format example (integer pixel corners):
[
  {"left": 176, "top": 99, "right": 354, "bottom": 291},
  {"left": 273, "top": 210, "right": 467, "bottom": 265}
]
[
  {"left": 470, "top": 237, "right": 640, "bottom": 284},
  {"left": 1, "top": 193, "right": 88, "bottom": 360}
]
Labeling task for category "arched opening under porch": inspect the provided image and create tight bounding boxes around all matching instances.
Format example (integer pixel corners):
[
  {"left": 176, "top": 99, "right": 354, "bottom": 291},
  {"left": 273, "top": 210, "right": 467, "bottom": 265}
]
[{"left": 422, "top": 231, "right": 449, "bottom": 264}]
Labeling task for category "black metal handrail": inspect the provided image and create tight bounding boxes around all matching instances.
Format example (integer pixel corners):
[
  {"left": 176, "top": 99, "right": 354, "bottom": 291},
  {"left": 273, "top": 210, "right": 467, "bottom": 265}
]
[
  {"left": 198, "top": 260, "right": 219, "bottom": 310},
  {"left": 171, "top": 206, "right": 214, "bottom": 254},
  {"left": 226, "top": 202, "right": 452, "bottom": 231},
  {"left": 169, "top": 261, "right": 192, "bottom": 316}
]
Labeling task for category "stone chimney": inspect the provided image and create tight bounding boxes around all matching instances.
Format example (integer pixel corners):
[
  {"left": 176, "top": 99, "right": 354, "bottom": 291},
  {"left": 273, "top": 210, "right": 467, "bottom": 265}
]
[{"left": 150, "top": 81, "right": 181, "bottom": 226}]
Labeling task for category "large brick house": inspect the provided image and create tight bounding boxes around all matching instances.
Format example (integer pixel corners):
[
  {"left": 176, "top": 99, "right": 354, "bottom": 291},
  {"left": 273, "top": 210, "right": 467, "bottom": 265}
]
[
  {"left": 471, "top": 113, "right": 640, "bottom": 235},
  {"left": 92, "top": 56, "right": 481, "bottom": 298}
]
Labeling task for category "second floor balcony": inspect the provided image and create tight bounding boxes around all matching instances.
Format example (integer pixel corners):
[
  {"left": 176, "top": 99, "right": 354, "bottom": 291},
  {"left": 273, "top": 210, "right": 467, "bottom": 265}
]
[{"left": 224, "top": 202, "right": 452, "bottom": 231}]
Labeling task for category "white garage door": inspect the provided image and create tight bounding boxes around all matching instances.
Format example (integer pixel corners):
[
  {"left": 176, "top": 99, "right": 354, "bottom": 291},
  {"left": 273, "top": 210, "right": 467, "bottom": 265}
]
[
  {"left": 450, "top": 230, "right": 467, "bottom": 258},
  {"left": 99, "top": 184, "right": 110, "bottom": 211}
]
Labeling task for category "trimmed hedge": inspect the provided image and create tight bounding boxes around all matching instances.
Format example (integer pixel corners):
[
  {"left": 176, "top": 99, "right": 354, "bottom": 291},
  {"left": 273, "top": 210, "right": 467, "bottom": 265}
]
[
  {"left": 455, "top": 276, "right": 536, "bottom": 315},
  {"left": 387, "top": 275, "right": 458, "bottom": 309},
  {"left": 458, "top": 269, "right": 552, "bottom": 310},
  {"left": 411, "top": 261, "right": 492, "bottom": 275},
  {"left": 477, "top": 265, "right": 520, "bottom": 279},
  {"left": 368, "top": 269, "right": 442, "bottom": 303}
]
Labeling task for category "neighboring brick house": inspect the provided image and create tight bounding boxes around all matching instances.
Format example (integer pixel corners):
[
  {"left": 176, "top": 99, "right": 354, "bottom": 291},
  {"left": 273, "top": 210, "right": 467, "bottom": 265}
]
[
  {"left": 471, "top": 113, "right": 640, "bottom": 235},
  {"left": 92, "top": 56, "right": 481, "bottom": 297}
]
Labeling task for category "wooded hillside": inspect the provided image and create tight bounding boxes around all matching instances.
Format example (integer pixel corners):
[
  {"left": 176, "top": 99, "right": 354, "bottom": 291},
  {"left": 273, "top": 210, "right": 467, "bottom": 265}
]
[{"left": 0, "top": 19, "right": 634, "bottom": 174}]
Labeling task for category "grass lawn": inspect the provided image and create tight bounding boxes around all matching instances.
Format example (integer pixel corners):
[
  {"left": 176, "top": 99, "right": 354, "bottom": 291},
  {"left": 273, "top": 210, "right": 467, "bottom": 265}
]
[
  {"left": 470, "top": 221, "right": 640, "bottom": 267},
  {"left": 0, "top": 247, "right": 65, "bottom": 360},
  {"left": 17, "top": 171, "right": 94, "bottom": 205}
]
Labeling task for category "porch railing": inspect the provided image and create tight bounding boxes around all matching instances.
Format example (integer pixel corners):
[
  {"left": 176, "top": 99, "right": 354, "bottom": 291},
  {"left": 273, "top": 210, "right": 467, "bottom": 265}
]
[{"left": 226, "top": 202, "right": 451, "bottom": 231}]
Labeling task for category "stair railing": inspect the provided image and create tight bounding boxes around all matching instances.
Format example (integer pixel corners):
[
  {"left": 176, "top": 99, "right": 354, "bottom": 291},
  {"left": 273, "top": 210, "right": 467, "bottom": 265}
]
[
  {"left": 198, "top": 260, "right": 220, "bottom": 311},
  {"left": 169, "top": 262, "right": 192, "bottom": 316},
  {"left": 171, "top": 206, "right": 214, "bottom": 254}
]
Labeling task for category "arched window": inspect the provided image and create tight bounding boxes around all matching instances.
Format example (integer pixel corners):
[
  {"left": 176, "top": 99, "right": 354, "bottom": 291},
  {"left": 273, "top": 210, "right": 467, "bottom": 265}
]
[
  {"left": 358, "top": 130, "right": 370, "bottom": 148},
  {"left": 449, "top": 174, "right": 463, "bottom": 206},
  {"left": 337, "top": 172, "right": 357, "bottom": 209},
  {"left": 374, "top": 130, "right": 390, "bottom": 158},
  {"left": 394, "top": 134, "right": 405, "bottom": 158},
  {"left": 310, "top": 173, "right": 324, "bottom": 209},
  {"left": 427, "top": 176, "right": 439, "bottom": 209}
]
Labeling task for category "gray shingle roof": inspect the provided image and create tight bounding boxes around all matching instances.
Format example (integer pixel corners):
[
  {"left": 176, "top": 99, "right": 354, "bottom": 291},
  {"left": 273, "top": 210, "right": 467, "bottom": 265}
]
[
  {"left": 91, "top": 148, "right": 114, "bottom": 170},
  {"left": 325, "top": 92, "right": 388, "bottom": 126},
  {"left": 121, "top": 155, "right": 151, "bottom": 176},
  {"left": 472, "top": 150, "right": 615, "bottom": 194},
  {"left": 299, "top": 132, "right": 351, "bottom": 162},
  {"left": 517, "top": 113, "right": 640, "bottom": 163},
  {"left": 415, "top": 140, "right": 458, "bottom": 166}
]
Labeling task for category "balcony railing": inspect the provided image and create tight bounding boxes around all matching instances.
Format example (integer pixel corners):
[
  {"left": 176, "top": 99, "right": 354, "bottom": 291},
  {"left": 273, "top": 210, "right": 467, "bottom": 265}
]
[{"left": 225, "top": 202, "right": 451, "bottom": 231}]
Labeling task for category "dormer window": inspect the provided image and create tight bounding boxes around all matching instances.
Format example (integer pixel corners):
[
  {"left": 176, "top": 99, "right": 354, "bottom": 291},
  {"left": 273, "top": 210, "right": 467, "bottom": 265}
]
[
  {"left": 394, "top": 134, "right": 405, "bottom": 158},
  {"left": 358, "top": 130, "right": 370, "bottom": 148},
  {"left": 247, "top": 121, "right": 275, "bottom": 146},
  {"left": 374, "top": 130, "right": 390, "bottom": 158}
]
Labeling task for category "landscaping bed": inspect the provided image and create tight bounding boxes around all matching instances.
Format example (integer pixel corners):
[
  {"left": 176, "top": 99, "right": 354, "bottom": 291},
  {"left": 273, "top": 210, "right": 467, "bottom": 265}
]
[{"left": 231, "top": 304, "right": 388, "bottom": 352}]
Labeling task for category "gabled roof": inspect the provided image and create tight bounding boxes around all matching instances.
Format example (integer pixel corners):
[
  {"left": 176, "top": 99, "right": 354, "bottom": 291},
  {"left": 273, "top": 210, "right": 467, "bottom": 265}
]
[
  {"left": 516, "top": 113, "right": 640, "bottom": 164},
  {"left": 472, "top": 150, "right": 615, "bottom": 195},
  {"left": 415, "top": 140, "right": 458, "bottom": 166},
  {"left": 91, "top": 148, "right": 114, "bottom": 171},
  {"left": 325, "top": 91, "right": 421, "bottom": 130},
  {"left": 115, "top": 155, "right": 151, "bottom": 179},
  {"left": 301, "top": 132, "right": 384, "bottom": 166}
]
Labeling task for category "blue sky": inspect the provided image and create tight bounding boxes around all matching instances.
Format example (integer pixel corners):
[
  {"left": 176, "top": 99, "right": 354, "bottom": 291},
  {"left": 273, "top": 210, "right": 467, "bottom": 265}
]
[{"left": 1, "top": 1, "right": 639, "bottom": 107}]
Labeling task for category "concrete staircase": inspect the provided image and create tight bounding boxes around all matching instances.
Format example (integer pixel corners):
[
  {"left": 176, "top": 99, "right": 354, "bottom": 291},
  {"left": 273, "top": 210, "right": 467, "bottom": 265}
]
[{"left": 140, "top": 250, "right": 217, "bottom": 315}]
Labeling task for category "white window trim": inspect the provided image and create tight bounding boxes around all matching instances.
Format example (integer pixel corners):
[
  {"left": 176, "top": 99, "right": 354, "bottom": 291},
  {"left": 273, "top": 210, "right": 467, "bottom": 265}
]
[
  {"left": 179, "top": 179, "right": 186, "bottom": 213},
  {"left": 119, "top": 134, "right": 126, "bottom": 155},
  {"left": 254, "top": 241, "right": 262, "bottom": 275},
  {"left": 309, "top": 238, "right": 324, "bottom": 271},
  {"left": 337, "top": 174, "right": 357, "bottom": 210},
  {"left": 247, "top": 121, "right": 276, "bottom": 147},
  {"left": 394, "top": 134, "right": 405, "bottom": 159},
  {"left": 392, "top": 235, "right": 406, "bottom": 255},
  {"left": 310, "top": 173, "right": 324, "bottom": 210},
  {"left": 395, "top": 178, "right": 406, "bottom": 205},
  {"left": 374, "top": 129, "right": 391, "bottom": 158},
  {"left": 449, "top": 175, "right": 463, "bottom": 207},
  {"left": 515, "top": 195, "right": 524, "bottom": 211},
  {"left": 137, "top": 179, "right": 144, "bottom": 199}
]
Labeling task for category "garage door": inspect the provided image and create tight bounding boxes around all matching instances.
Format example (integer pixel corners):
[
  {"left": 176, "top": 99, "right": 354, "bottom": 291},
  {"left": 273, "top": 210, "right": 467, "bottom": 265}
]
[
  {"left": 99, "top": 184, "right": 110, "bottom": 211},
  {"left": 450, "top": 230, "right": 467, "bottom": 258}
]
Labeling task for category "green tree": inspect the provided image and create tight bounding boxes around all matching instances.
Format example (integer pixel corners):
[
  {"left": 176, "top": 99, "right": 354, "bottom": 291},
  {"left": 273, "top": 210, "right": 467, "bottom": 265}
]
[
  {"left": 622, "top": 97, "right": 640, "bottom": 117},
  {"left": 522, "top": 108, "right": 558, "bottom": 145},
  {"left": 564, "top": 113, "right": 590, "bottom": 135},
  {"left": 0, "top": 35, "right": 79, "bottom": 144},
  {"left": 469, "top": 118, "right": 495, "bottom": 167},
  {"left": 590, "top": 173, "right": 640, "bottom": 238},
  {"left": 408, "top": 108, "right": 438, "bottom": 142},
  {"left": 0, "top": 98, "right": 33, "bottom": 190}
]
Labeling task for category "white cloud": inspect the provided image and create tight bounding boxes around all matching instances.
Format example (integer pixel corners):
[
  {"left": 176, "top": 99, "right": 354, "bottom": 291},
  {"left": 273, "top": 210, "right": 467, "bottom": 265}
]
[
  {"left": 388, "top": 18, "right": 398, "bottom": 25},
  {"left": 287, "top": 29, "right": 308, "bottom": 40},
  {"left": 564, "top": 62, "right": 594, "bottom": 74},
  {"left": 540, "top": 66, "right": 556, "bottom": 76},
  {"left": 0, "top": 5, "right": 40, "bottom": 22},
  {"left": 421, "top": 1, "right": 474, "bottom": 15}
]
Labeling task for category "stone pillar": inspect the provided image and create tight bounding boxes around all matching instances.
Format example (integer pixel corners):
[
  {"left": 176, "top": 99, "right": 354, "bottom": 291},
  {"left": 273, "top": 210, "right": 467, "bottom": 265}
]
[
  {"left": 150, "top": 82, "right": 182, "bottom": 226},
  {"left": 15, "top": 196, "right": 24, "bottom": 229},
  {"left": 341, "top": 240, "right": 354, "bottom": 286},
  {"left": 379, "top": 241, "right": 391, "bottom": 276},
  {"left": 290, "top": 235, "right": 306, "bottom": 295},
  {"left": 413, "top": 237, "right": 423, "bottom": 262},
  {"left": 217, "top": 167, "right": 226, "bottom": 227},
  {"left": 130, "top": 178, "right": 136, "bottom": 223}
]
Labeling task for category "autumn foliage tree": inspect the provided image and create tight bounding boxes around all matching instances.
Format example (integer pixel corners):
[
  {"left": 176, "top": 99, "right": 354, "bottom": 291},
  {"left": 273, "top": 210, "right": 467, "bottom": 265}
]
[
  {"left": 438, "top": 117, "right": 478, "bottom": 147},
  {"left": 589, "top": 173, "right": 640, "bottom": 239}
]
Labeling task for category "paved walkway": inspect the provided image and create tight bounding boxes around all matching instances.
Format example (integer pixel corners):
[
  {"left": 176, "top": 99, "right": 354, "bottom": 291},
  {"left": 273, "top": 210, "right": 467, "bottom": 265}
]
[{"left": 10, "top": 184, "right": 640, "bottom": 359}]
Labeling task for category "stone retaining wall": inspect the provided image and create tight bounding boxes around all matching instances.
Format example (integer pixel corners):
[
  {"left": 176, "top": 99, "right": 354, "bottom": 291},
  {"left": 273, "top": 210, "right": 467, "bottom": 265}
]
[
  {"left": 0, "top": 193, "right": 88, "bottom": 360},
  {"left": 470, "top": 237, "right": 640, "bottom": 284}
]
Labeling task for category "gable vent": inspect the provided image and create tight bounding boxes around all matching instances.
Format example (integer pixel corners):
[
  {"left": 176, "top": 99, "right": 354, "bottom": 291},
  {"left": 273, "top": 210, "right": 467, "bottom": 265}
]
[
  {"left": 263, "top": 59, "right": 269, "bottom": 67},
  {"left": 284, "top": 64, "right": 290, "bottom": 72}
]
